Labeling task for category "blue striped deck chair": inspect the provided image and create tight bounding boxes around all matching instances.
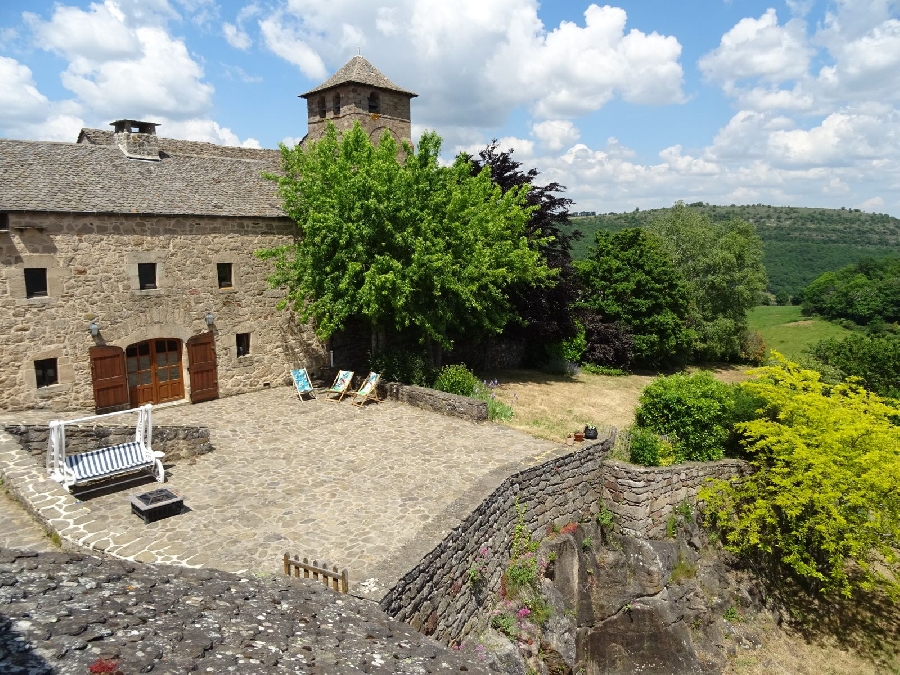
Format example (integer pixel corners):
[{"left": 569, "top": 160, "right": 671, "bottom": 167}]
[
  {"left": 351, "top": 372, "right": 381, "bottom": 407},
  {"left": 324, "top": 370, "right": 354, "bottom": 402},
  {"left": 291, "top": 368, "right": 316, "bottom": 401}
]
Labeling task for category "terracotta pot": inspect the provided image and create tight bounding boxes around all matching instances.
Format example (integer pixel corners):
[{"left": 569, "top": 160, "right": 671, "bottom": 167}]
[{"left": 574, "top": 432, "right": 585, "bottom": 442}]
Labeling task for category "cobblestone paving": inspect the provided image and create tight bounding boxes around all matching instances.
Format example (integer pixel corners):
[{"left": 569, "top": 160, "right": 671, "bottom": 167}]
[
  {"left": 0, "top": 388, "right": 566, "bottom": 595},
  {"left": 0, "top": 488, "right": 57, "bottom": 553}
]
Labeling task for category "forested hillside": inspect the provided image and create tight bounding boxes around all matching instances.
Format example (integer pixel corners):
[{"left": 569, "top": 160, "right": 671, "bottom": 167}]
[{"left": 565, "top": 204, "right": 900, "bottom": 298}]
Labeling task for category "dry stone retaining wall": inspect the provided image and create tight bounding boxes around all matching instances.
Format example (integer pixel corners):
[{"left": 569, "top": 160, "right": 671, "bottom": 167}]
[
  {"left": 4, "top": 423, "right": 212, "bottom": 465},
  {"left": 601, "top": 459, "right": 751, "bottom": 539},
  {"left": 380, "top": 437, "right": 749, "bottom": 644}
]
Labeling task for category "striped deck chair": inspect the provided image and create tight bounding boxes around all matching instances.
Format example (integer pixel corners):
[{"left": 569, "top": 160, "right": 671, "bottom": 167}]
[
  {"left": 291, "top": 368, "right": 316, "bottom": 401},
  {"left": 324, "top": 370, "right": 354, "bottom": 402},
  {"left": 352, "top": 372, "right": 381, "bottom": 407}
]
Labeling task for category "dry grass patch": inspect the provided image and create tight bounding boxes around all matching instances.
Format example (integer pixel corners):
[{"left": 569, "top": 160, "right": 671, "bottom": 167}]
[{"left": 478, "top": 368, "right": 655, "bottom": 442}]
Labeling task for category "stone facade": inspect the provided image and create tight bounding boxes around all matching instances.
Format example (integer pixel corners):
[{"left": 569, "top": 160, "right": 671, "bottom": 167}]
[
  {"left": 379, "top": 437, "right": 749, "bottom": 644},
  {"left": 304, "top": 83, "right": 414, "bottom": 145},
  {"left": 0, "top": 211, "right": 325, "bottom": 412}
]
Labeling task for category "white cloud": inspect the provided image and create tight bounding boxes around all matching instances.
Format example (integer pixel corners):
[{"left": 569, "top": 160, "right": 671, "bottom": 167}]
[
  {"left": 160, "top": 118, "right": 261, "bottom": 147},
  {"left": 223, "top": 22, "right": 251, "bottom": 49},
  {"left": 858, "top": 195, "right": 885, "bottom": 210},
  {"left": 24, "top": 2, "right": 141, "bottom": 63},
  {"left": 58, "top": 25, "right": 213, "bottom": 119},
  {"left": 0, "top": 57, "right": 51, "bottom": 124},
  {"left": 699, "top": 9, "right": 813, "bottom": 85},
  {"left": 258, "top": 14, "right": 327, "bottom": 79},
  {"left": 531, "top": 119, "right": 580, "bottom": 151}
]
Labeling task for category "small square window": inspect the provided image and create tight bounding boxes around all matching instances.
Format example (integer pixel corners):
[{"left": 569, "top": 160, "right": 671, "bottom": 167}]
[
  {"left": 138, "top": 262, "right": 157, "bottom": 290},
  {"left": 236, "top": 333, "right": 250, "bottom": 357},
  {"left": 217, "top": 262, "right": 233, "bottom": 288},
  {"left": 35, "top": 358, "right": 58, "bottom": 388},
  {"left": 24, "top": 268, "right": 48, "bottom": 298}
]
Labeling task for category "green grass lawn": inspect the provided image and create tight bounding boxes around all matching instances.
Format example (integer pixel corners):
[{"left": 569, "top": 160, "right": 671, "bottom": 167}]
[{"left": 749, "top": 306, "right": 853, "bottom": 360}]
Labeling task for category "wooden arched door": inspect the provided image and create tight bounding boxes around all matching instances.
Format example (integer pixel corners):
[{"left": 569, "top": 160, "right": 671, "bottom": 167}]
[{"left": 125, "top": 338, "right": 185, "bottom": 408}]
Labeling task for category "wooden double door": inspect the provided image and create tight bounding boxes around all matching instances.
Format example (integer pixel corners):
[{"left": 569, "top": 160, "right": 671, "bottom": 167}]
[{"left": 89, "top": 333, "right": 218, "bottom": 413}]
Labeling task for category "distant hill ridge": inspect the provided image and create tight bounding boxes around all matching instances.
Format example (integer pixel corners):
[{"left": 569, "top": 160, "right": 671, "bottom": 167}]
[{"left": 566, "top": 204, "right": 900, "bottom": 298}]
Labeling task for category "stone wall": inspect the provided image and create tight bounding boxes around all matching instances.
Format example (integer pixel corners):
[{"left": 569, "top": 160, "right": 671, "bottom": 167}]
[
  {"left": 380, "top": 436, "right": 613, "bottom": 643},
  {"left": 601, "top": 459, "right": 751, "bottom": 539},
  {"left": 383, "top": 382, "right": 488, "bottom": 422},
  {"left": 0, "top": 211, "right": 326, "bottom": 412},
  {"left": 4, "top": 423, "right": 212, "bottom": 464},
  {"left": 379, "top": 440, "right": 749, "bottom": 644},
  {"left": 305, "top": 84, "right": 413, "bottom": 145}
]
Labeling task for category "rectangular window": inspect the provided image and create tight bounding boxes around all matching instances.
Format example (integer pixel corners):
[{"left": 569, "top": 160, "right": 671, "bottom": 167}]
[
  {"left": 0, "top": 213, "right": 9, "bottom": 231},
  {"left": 236, "top": 333, "right": 250, "bottom": 357},
  {"left": 138, "top": 262, "right": 157, "bottom": 290},
  {"left": 35, "top": 358, "right": 58, "bottom": 388},
  {"left": 217, "top": 262, "right": 233, "bottom": 288},
  {"left": 24, "top": 268, "right": 48, "bottom": 298}
]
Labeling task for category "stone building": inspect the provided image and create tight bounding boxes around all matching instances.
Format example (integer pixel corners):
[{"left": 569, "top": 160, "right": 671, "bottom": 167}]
[
  {"left": 0, "top": 56, "right": 414, "bottom": 413},
  {"left": 300, "top": 55, "right": 416, "bottom": 146}
]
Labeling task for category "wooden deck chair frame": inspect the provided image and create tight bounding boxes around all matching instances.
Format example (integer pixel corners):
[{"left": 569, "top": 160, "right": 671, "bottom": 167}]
[
  {"left": 352, "top": 372, "right": 381, "bottom": 407},
  {"left": 291, "top": 368, "right": 316, "bottom": 401},
  {"left": 324, "top": 370, "right": 354, "bottom": 402}
]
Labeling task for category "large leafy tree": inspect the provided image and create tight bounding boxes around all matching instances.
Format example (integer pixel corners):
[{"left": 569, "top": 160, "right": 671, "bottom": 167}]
[
  {"left": 702, "top": 355, "right": 900, "bottom": 600},
  {"left": 648, "top": 202, "right": 767, "bottom": 361},
  {"left": 469, "top": 141, "right": 580, "bottom": 351},
  {"left": 576, "top": 228, "right": 695, "bottom": 368},
  {"left": 258, "top": 122, "right": 554, "bottom": 354}
]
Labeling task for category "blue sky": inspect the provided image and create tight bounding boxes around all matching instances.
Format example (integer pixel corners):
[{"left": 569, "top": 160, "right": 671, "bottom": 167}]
[{"left": 2, "top": 0, "right": 900, "bottom": 215}]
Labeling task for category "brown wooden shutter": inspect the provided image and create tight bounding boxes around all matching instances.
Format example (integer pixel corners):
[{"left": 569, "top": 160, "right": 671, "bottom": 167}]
[
  {"left": 187, "top": 332, "right": 219, "bottom": 403},
  {"left": 89, "top": 345, "right": 130, "bottom": 414}
]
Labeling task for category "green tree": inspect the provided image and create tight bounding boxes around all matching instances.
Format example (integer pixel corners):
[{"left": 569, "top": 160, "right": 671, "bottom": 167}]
[
  {"left": 635, "top": 371, "right": 734, "bottom": 462},
  {"left": 701, "top": 354, "right": 900, "bottom": 600},
  {"left": 648, "top": 202, "right": 767, "bottom": 361},
  {"left": 576, "top": 228, "right": 694, "bottom": 368},
  {"left": 258, "top": 122, "right": 554, "bottom": 355}
]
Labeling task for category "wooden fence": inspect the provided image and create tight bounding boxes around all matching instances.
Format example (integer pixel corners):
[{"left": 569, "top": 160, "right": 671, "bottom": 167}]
[{"left": 283, "top": 553, "right": 349, "bottom": 594}]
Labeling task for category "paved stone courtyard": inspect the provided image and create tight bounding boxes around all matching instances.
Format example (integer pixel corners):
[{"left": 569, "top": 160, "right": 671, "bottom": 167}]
[{"left": 0, "top": 387, "right": 566, "bottom": 597}]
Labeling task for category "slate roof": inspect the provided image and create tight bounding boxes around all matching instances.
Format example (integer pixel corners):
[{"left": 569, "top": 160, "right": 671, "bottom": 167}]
[
  {"left": 0, "top": 137, "right": 287, "bottom": 218},
  {"left": 301, "top": 56, "right": 417, "bottom": 98},
  {"left": 77, "top": 128, "right": 283, "bottom": 163}
]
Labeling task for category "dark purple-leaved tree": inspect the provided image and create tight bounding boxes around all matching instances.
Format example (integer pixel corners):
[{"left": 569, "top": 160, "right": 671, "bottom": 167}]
[{"left": 468, "top": 141, "right": 582, "bottom": 359}]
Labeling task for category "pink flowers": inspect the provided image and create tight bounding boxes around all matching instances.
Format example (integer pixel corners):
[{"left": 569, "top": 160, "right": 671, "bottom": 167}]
[{"left": 515, "top": 607, "right": 531, "bottom": 619}]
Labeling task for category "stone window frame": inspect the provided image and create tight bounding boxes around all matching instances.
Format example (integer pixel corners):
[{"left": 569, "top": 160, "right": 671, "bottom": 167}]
[
  {"left": 332, "top": 93, "right": 341, "bottom": 116},
  {"left": 318, "top": 96, "right": 327, "bottom": 118},
  {"left": 217, "top": 262, "right": 234, "bottom": 290},
  {"left": 24, "top": 267, "right": 49, "bottom": 298},
  {"left": 138, "top": 262, "right": 157, "bottom": 289},
  {"left": 23, "top": 348, "right": 74, "bottom": 396},
  {"left": 235, "top": 332, "right": 251, "bottom": 357},
  {"left": 9, "top": 254, "right": 63, "bottom": 304},
  {"left": 34, "top": 358, "right": 58, "bottom": 388},
  {"left": 127, "top": 252, "right": 167, "bottom": 296}
]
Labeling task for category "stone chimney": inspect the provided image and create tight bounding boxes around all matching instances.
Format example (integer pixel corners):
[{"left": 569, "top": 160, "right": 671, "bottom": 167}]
[{"left": 110, "top": 119, "right": 161, "bottom": 160}]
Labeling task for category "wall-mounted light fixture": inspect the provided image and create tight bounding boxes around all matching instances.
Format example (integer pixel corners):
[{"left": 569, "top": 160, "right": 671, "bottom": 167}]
[
  {"left": 205, "top": 312, "right": 215, "bottom": 327},
  {"left": 88, "top": 321, "right": 99, "bottom": 337}
]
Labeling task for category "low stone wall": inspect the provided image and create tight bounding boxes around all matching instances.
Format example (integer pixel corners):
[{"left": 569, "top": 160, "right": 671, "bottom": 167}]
[
  {"left": 379, "top": 436, "right": 613, "bottom": 643},
  {"left": 601, "top": 459, "right": 751, "bottom": 539},
  {"left": 383, "top": 382, "right": 488, "bottom": 422},
  {"left": 4, "top": 423, "right": 212, "bottom": 465},
  {"left": 380, "top": 441, "right": 750, "bottom": 644}
]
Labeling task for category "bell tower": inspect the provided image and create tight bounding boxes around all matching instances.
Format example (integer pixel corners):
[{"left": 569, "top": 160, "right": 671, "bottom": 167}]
[{"left": 299, "top": 56, "right": 417, "bottom": 146}]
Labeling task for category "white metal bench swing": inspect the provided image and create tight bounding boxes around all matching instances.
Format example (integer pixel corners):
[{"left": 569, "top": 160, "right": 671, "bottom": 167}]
[{"left": 46, "top": 404, "right": 165, "bottom": 494}]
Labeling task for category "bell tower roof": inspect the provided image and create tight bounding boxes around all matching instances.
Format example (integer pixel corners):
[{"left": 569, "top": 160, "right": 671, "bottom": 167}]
[{"left": 300, "top": 55, "right": 417, "bottom": 98}]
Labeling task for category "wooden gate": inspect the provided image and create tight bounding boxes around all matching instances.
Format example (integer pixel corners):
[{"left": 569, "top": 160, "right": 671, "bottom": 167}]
[
  {"left": 187, "top": 332, "right": 218, "bottom": 403},
  {"left": 89, "top": 346, "right": 130, "bottom": 414}
]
